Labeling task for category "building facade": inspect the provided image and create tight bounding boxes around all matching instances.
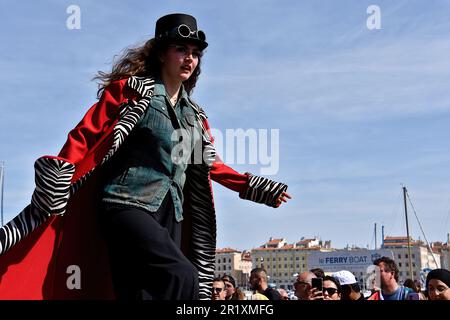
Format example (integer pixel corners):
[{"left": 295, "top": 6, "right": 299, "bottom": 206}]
[
  {"left": 215, "top": 248, "right": 253, "bottom": 288},
  {"left": 250, "top": 237, "right": 331, "bottom": 290},
  {"left": 382, "top": 236, "right": 441, "bottom": 284}
]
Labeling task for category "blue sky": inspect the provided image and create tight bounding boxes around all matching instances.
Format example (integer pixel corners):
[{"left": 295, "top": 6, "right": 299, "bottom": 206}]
[{"left": 1, "top": 0, "right": 449, "bottom": 251}]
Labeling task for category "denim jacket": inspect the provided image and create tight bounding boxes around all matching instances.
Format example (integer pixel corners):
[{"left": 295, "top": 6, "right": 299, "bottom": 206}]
[{"left": 101, "top": 81, "right": 200, "bottom": 222}]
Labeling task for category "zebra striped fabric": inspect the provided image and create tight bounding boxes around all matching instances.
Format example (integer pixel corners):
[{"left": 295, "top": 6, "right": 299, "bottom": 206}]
[
  {"left": 184, "top": 164, "right": 216, "bottom": 300},
  {"left": 0, "top": 157, "right": 75, "bottom": 255},
  {"left": 239, "top": 173, "right": 288, "bottom": 208},
  {"left": 31, "top": 158, "right": 75, "bottom": 216}
]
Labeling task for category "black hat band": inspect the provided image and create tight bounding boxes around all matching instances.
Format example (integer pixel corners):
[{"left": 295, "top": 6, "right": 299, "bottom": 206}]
[{"left": 159, "top": 24, "right": 206, "bottom": 42}]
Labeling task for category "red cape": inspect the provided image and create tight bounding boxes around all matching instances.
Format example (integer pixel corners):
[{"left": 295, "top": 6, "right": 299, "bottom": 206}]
[{"left": 0, "top": 78, "right": 250, "bottom": 299}]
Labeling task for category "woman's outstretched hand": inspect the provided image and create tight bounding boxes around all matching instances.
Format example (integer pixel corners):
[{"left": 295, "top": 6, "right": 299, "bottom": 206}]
[{"left": 275, "top": 191, "right": 292, "bottom": 207}]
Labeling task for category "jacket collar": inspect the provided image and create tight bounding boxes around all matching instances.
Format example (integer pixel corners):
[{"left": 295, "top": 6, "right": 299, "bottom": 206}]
[
  {"left": 152, "top": 79, "right": 190, "bottom": 104},
  {"left": 127, "top": 76, "right": 205, "bottom": 117}
]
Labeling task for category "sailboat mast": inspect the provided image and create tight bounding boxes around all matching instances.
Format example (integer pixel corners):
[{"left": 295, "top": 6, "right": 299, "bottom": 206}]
[
  {"left": 374, "top": 223, "right": 377, "bottom": 250},
  {"left": 403, "top": 186, "right": 414, "bottom": 280}
]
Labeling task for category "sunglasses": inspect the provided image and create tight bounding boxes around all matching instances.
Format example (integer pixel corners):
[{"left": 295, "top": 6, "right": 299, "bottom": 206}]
[
  {"left": 323, "top": 287, "right": 339, "bottom": 295},
  {"left": 213, "top": 287, "right": 223, "bottom": 293}
]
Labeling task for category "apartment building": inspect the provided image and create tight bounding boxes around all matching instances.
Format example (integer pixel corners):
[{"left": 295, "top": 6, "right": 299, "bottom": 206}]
[
  {"left": 382, "top": 236, "right": 441, "bottom": 283},
  {"left": 251, "top": 237, "right": 331, "bottom": 290},
  {"left": 214, "top": 248, "right": 252, "bottom": 288}
]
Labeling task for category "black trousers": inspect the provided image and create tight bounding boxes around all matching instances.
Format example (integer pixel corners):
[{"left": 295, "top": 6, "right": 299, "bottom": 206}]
[{"left": 100, "top": 192, "right": 199, "bottom": 300}]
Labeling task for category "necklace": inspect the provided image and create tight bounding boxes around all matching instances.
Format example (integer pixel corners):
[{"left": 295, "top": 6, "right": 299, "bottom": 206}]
[{"left": 166, "top": 90, "right": 179, "bottom": 107}]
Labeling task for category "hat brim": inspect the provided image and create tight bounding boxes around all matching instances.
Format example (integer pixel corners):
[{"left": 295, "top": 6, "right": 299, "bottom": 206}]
[{"left": 159, "top": 36, "right": 208, "bottom": 50}]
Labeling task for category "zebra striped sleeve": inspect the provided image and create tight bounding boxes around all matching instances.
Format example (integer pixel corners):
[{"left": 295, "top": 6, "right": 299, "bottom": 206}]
[
  {"left": 239, "top": 173, "right": 288, "bottom": 208},
  {"left": 31, "top": 157, "right": 75, "bottom": 216}
]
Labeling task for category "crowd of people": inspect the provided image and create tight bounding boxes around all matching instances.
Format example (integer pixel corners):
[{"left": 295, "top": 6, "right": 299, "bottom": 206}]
[{"left": 212, "top": 257, "right": 450, "bottom": 301}]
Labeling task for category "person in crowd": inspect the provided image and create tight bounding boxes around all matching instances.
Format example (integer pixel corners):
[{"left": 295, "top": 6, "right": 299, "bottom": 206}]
[
  {"left": 403, "top": 278, "right": 426, "bottom": 300},
  {"left": 293, "top": 271, "right": 323, "bottom": 300},
  {"left": 426, "top": 268, "right": 450, "bottom": 300},
  {"left": 221, "top": 274, "right": 245, "bottom": 300},
  {"left": 211, "top": 278, "right": 227, "bottom": 300},
  {"left": 249, "top": 268, "right": 282, "bottom": 300},
  {"left": 277, "top": 288, "right": 289, "bottom": 300},
  {"left": 333, "top": 270, "right": 364, "bottom": 301},
  {"left": 322, "top": 275, "right": 341, "bottom": 300},
  {"left": 373, "top": 256, "right": 413, "bottom": 300}
]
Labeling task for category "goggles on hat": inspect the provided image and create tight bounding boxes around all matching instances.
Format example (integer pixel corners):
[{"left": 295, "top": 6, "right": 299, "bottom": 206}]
[{"left": 170, "top": 24, "right": 206, "bottom": 41}]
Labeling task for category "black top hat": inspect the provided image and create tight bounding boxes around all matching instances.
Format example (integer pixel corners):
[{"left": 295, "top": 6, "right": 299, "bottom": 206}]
[{"left": 155, "top": 13, "right": 208, "bottom": 50}]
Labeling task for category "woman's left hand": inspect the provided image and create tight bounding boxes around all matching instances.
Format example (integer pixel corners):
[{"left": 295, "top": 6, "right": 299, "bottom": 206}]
[{"left": 275, "top": 191, "right": 292, "bottom": 207}]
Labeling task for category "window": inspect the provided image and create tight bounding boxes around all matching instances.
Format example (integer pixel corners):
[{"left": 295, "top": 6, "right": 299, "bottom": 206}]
[
  {"left": 302, "top": 256, "right": 305, "bottom": 261},
  {"left": 229, "top": 258, "right": 231, "bottom": 263},
  {"left": 406, "top": 263, "right": 409, "bottom": 267},
  {"left": 223, "top": 258, "right": 226, "bottom": 263},
  {"left": 296, "top": 264, "right": 300, "bottom": 268},
  {"left": 273, "top": 257, "right": 276, "bottom": 261},
  {"left": 398, "top": 254, "right": 401, "bottom": 259},
  {"left": 285, "top": 273, "right": 288, "bottom": 277},
  {"left": 284, "top": 264, "right": 287, "bottom": 268},
  {"left": 218, "top": 266, "right": 220, "bottom": 271},
  {"left": 279, "top": 264, "right": 282, "bottom": 269},
  {"left": 398, "top": 262, "right": 402, "bottom": 267},
  {"left": 412, "top": 254, "right": 415, "bottom": 259},
  {"left": 302, "top": 264, "right": 305, "bottom": 268},
  {"left": 296, "top": 257, "right": 299, "bottom": 261},
  {"left": 405, "top": 254, "right": 408, "bottom": 258},
  {"left": 284, "top": 257, "right": 287, "bottom": 261},
  {"left": 412, "top": 263, "right": 416, "bottom": 267}
]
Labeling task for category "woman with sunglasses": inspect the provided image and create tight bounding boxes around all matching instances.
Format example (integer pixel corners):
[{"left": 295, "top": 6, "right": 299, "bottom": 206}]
[
  {"left": 322, "top": 276, "right": 342, "bottom": 300},
  {"left": 0, "top": 13, "right": 290, "bottom": 300}
]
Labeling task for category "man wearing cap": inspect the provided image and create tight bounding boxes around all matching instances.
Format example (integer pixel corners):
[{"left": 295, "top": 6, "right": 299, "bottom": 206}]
[{"left": 333, "top": 270, "right": 365, "bottom": 301}]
